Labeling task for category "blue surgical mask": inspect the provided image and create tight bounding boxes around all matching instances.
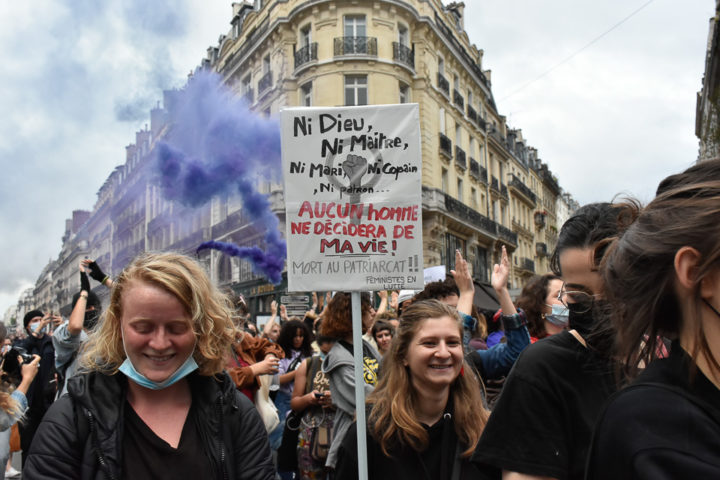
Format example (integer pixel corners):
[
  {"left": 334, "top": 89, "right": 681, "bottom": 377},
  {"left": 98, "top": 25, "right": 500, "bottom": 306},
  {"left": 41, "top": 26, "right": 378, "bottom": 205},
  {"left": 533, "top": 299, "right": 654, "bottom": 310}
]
[
  {"left": 545, "top": 304, "right": 569, "bottom": 327},
  {"left": 119, "top": 354, "right": 198, "bottom": 390}
]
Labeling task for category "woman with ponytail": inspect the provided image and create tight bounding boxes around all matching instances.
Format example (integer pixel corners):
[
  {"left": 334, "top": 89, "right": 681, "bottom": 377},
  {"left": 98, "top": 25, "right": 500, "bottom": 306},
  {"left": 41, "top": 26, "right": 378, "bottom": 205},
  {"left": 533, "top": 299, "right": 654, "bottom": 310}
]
[
  {"left": 587, "top": 159, "right": 720, "bottom": 478},
  {"left": 335, "top": 300, "right": 488, "bottom": 479}
]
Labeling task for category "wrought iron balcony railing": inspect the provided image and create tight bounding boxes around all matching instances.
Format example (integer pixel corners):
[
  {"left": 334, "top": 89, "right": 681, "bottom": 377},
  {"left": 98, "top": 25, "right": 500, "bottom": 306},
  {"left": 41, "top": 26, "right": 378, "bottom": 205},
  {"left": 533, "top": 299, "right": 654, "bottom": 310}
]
[
  {"left": 334, "top": 36, "right": 378, "bottom": 56},
  {"left": 455, "top": 146, "right": 466, "bottom": 169},
  {"left": 392, "top": 42, "right": 414, "bottom": 69},
  {"left": 437, "top": 73, "right": 449, "bottom": 96},
  {"left": 453, "top": 89, "right": 464, "bottom": 109},
  {"left": 294, "top": 43, "right": 318, "bottom": 68},
  {"left": 258, "top": 71, "right": 272, "bottom": 94},
  {"left": 439, "top": 133, "right": 452, "bottom": 158}
]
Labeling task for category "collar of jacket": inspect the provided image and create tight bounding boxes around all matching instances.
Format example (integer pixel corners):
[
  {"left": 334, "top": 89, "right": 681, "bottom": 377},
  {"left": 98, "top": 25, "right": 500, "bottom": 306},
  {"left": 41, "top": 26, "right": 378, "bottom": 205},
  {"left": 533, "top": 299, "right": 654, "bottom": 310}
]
[{"left": 67, "top": 370, "right": 239, "bottom": 479}]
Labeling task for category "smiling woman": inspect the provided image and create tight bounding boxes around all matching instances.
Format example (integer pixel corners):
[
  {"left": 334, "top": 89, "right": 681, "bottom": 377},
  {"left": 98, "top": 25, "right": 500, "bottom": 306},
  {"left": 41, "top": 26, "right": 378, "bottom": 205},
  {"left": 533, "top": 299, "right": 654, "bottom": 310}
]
[
  {"left": 335, "top": 300, "right": 489, "bottom": 480},
  {"left": 23, "top": 252, "right": 275, "bottom": 480}
]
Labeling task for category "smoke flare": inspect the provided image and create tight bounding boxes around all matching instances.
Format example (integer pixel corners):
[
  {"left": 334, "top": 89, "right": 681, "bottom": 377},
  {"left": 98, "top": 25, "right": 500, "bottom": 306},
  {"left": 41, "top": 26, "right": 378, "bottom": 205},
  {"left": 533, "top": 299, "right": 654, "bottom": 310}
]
[{"left": 154, "top": 70, "right": 286, "bottom": 283}]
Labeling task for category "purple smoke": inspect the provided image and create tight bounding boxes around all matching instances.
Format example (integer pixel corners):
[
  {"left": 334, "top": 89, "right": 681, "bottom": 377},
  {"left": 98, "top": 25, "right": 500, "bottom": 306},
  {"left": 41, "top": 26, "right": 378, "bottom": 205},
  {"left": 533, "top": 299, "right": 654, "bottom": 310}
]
[
  {"left": 154, "top": 70, "right": 286, "bottom": 283},
  {"left": 196, "top": 241, "right": 284, "bottom": 285}
]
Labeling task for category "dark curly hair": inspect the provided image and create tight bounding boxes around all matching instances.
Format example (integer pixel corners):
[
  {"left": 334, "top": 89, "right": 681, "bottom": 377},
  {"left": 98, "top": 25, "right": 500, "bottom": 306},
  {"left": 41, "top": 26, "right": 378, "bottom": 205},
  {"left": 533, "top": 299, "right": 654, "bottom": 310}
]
[
  {"left": 277, "top": 319, "right": 313, "bottom": 357},
  {"left": 319, "top": 292, "right": 371, "bottom": 339},
  {"left": 414, "top": 278, "right": 459, "bottom": 302},
  {"left": 515, "top": 274, "right": 561, "bottom": 339}
]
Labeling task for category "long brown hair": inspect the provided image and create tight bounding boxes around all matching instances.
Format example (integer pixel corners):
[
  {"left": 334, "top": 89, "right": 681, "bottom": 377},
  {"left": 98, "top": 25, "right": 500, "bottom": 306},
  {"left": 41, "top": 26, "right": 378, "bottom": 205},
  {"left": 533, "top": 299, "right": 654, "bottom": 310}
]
[
  {"left": 515, "top": 273, "right": 561, "bottom": 338},
  {"left": 602, "top": 160, "right": 720, "bottom": 379},
  {"left": 367, "top": 300, "right": 488, "bottom": 457}
]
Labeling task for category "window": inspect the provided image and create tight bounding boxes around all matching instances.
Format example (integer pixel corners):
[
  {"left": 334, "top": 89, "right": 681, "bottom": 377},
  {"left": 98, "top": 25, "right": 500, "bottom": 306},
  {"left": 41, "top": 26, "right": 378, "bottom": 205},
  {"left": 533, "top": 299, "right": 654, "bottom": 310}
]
[
  {"left": 398, "top": 24, "right": 409, "bottom": 46},
  {"left": 443, "top": 233, "right": 466, "bottom": 270},
  {"left": 263, "top": 55, "right": 270, "bottom": 74},
  {"left": 438, "top": 57, "right": 445, "bottom": 76},
  {"left": 345, "top": 15, "right": 366, "bottom": 37},
  {"left": 399, "top": 83, "right": 409, "bottom": 104},
  {"left": 468, "top": 90, "right": 473, "bottom": 105},
  {"left": 471, "top": 187, "right": 477, "bottom": 209},
  {"left": 474, "top": 246, "right": 489, "bottom": 282},
  {"left": 242, "top": 75, "right": 251, "bottom": 94},
  {"left": 300, "top": 24, "right": 312, "bottom": 47},
  {"left": 345, "top": 75, "right": 367, "bottom": 106},
  {"left": 469, "top": 137, "right": 475, "bottom": 158},
  {"left": 441, "top": 168, "right": 449, "bottom": 192},
  {"left": 439, "top": 107, "right": 446, "bottom": 133},
  {"left": 453, "top": 74, "right": 459, "bottom": 90},
  {"left": 457, "top": 178, "right": 463, "bottom": 201},
  {"left": 301, "top": 82, "right": 313, "bottom": 106},
  {"left": 455, "top": 123, "right": 462, "bottom": 148}
]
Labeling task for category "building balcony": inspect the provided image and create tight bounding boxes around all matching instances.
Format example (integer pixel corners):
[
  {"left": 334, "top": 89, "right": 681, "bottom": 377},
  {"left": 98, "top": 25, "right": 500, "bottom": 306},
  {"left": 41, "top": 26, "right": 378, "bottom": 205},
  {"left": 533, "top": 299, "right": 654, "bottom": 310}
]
[
  {"left": 212, "top": 210, "right": 248, "bottom": 238},
  {"left": 519, "top": 257, "right": 535, "bottom": 273},
  {"left": 437, "top": 73, "right": 449, "bottom": 96},
  {"left": 392, "top": 42, "right": 414, "bottom": 69},
  {"left": 497, "top": 224, "right": 518, "bottom": 246},
  {"left": 501, "top": 184, "right": 509, "bottom": 199},
  {"left": 442, "top": 191, "right": 497, "bottom": 238},
  {"left": 509, "top": 174, "right": 537, "bottom": 205},
  {"left": 468, "top": 161, "right": 488, "bottom": 184},
  {"left": 467, "top": 105, "right": 478, "bottom": 123},
  {"left": 334, "top": 36, "right": 377, "bottom": 57},
  {"left": 294, "top": 43, "right": 318, "bottom": 69},
  {"left": 477, "top": 115, "right": 487, "bottom": 131},
  {"left": 536, "top": 242, "right": 548, "bottom": 257},
  {"left": 454, "top": 146, "right": 466, "bottom": 169},
  {"left": 439, "top": 133, "right": 452, "bottom": 159},
  {"left": 469, "top": 158, "right": 480, "bottom": 180},
  {"left": 453, "top": 89, "right": 464, "bottom": 109},
  {"left": 534, "top": 211, "right": 547, "bottom": 228},
  {"left": 258, "top": 71, "right": 272, "bottom": 95},
  {"left": 242, "top": 88, "right": 254, "bottom": 104},
  {"left": 491, "top": 176, "right": 500, "bottom": 192}
]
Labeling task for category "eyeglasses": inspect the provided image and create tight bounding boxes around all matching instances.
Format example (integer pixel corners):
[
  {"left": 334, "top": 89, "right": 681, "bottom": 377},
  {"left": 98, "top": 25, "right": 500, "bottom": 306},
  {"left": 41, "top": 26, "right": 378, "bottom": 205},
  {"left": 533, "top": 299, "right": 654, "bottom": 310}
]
[{"left": 558, "top": 285, "right": 598, "bottom": 314}]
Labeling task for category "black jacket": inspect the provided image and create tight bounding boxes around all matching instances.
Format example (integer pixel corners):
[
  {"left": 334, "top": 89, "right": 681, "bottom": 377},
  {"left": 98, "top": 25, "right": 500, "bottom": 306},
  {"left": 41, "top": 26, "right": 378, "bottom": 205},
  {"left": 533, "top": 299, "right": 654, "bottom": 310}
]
[{"left": 23, "top": 370, "right": 275, "bottom": 480}]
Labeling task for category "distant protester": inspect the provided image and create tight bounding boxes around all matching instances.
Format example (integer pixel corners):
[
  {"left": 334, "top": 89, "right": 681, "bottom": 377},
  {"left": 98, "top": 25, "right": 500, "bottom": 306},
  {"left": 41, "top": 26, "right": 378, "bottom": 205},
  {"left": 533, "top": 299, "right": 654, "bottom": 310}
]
[
  {"left": 320, "top": 292, "right": 380, "bottom": 471},
  {"left": 515, "top": 273, "right": 567, "bottom": 342}
]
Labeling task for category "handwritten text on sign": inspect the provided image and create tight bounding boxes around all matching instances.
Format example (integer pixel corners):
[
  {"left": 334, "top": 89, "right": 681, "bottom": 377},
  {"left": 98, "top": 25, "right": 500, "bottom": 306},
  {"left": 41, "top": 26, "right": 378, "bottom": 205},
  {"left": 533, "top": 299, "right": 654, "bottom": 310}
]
[{"left": 281, "top": 104, "right": 423, "bottom": 292}]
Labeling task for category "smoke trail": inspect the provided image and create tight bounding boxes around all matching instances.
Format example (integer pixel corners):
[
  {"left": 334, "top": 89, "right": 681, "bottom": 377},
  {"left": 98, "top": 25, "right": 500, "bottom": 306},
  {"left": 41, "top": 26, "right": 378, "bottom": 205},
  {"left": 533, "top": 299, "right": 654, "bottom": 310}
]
[{"left": 154, "top": 70, "right": 286, "bottom": 283}]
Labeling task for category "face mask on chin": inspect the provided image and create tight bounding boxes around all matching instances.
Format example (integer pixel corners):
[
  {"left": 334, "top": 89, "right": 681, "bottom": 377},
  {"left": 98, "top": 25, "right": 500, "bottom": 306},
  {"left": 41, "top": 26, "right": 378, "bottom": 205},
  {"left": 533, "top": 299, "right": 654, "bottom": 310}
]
[{"left": 544, "top": 304, "right": 569, "bottom": 328}]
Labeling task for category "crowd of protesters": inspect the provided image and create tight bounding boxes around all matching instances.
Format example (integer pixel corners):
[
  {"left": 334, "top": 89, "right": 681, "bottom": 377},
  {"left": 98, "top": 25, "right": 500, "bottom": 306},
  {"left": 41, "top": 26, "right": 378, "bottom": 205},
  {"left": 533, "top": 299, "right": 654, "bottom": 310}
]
[{"left": 1, "top": 158, "right": 718, "bottom": 479}]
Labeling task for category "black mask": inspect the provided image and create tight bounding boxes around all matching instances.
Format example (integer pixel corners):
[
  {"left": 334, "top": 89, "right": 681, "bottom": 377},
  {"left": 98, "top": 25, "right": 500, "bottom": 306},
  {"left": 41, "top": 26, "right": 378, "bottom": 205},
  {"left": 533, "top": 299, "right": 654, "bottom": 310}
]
[
  {"left": 84, "top": 310, "right": 100, "bottom": 330},
  {"left": 568, "top": 308, "right": 595, "bottom": 338}
]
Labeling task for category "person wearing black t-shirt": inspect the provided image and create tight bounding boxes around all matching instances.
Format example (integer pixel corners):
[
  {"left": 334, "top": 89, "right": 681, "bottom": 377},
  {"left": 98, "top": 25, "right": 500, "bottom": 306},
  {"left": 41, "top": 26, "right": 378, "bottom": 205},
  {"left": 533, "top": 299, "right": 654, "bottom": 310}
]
[
  {"left": 473, "top": 203, "right": 624, "bottom": 480},
  {"left": 587, "top": 160, "right": 720, "bottom": 478},
  {"left": 335, "top": 300, "right": 489, "bottom": 480}
]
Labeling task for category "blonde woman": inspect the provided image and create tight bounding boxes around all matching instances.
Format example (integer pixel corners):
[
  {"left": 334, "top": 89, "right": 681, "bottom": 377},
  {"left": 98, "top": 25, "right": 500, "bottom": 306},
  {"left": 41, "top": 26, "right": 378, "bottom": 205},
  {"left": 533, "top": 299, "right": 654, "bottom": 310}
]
[
  {"left": 335, "top": 300, "right": 489, "bottom": 479},
  {"left": 24, "top": 252, "right": 274, "bottom": 479}
]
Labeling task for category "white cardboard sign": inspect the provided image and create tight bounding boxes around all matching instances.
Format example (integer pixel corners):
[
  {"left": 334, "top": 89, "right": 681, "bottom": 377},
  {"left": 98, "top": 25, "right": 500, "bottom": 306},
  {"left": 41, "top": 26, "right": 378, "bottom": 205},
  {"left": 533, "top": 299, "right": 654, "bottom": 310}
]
[{"left": 281, "top": 104, "right": 424, "bottom": 292}]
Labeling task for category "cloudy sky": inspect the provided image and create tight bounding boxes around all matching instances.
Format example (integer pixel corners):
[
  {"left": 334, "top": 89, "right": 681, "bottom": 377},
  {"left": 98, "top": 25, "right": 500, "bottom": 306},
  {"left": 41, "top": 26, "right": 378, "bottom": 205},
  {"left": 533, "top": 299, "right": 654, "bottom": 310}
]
[{"left": 0, "top": 1, "right": 713, "bottom": 317}]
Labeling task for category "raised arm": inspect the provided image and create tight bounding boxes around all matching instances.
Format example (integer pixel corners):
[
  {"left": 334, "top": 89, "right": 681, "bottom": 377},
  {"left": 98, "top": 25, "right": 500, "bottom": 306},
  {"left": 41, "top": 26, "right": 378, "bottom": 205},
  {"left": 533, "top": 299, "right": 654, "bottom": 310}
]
[
  {"left": 491, "top": 246, "right": 517, "bottom": 316},
  {"left": 451, "top": 249, "right": 474, "bottom": 316}
]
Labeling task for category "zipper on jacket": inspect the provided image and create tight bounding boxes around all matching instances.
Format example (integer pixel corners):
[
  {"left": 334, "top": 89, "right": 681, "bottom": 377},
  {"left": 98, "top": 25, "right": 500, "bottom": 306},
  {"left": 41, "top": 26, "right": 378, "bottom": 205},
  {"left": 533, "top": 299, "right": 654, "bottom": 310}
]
[
  {"left": 86, "top": 409, "right": 117, "bottom": 480},
  {"left": 216, "top": 395, "right": 229, "bottom": 480}
]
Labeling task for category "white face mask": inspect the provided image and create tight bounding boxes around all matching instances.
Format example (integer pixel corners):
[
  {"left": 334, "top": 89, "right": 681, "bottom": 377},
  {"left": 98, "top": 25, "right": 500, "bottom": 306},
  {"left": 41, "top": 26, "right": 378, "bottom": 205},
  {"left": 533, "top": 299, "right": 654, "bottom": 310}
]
[{"left": 545, "top": 304, "right": 569, "bottom": 327}]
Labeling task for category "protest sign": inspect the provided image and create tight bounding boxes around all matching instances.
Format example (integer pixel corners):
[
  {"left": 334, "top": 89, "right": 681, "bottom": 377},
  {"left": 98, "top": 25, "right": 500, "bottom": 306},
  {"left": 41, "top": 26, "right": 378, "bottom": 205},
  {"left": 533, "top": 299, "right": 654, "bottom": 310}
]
[
  {"left": 281, "top": 104, "right": 424, "bottom": 292},
  {"left": 423, "top": 265, "right": 446, "bottom": 285}
]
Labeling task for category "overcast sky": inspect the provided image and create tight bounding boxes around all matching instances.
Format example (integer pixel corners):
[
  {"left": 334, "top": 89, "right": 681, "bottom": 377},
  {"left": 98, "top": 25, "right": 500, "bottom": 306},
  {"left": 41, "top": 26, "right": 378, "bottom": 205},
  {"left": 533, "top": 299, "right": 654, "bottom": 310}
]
[{"left": 0, "top": 1, "right": 713, "bottom": 317}]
